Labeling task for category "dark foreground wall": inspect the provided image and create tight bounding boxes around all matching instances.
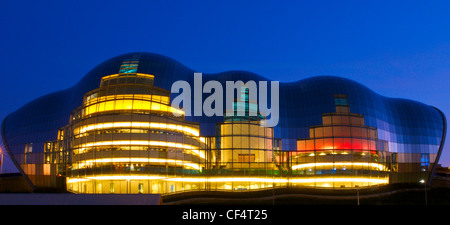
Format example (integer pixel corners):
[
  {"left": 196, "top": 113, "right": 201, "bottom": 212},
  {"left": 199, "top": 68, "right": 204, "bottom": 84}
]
[
  {"left": 0, "top": 193, "right": 161, "bottom": 205},
  {"left": 0, "top": 173, "right": 33, "bottom": 193}
]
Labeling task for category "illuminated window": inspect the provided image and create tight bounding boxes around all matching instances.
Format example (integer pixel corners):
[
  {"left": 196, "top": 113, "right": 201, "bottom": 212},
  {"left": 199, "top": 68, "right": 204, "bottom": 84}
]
[
  {"left": 323, "top": 116, "right": 332, "bottom": 125},
  {"left": 238, "top": 154, "right": 255, "bottom": 162},
  {"left": 333, "top": 126, "right": 343, "bottom": 136},
  {"left": 323, "top": 127, "right": 333, "bottom": 137},
  {"left": 82, "top": 97, "right": 184, "bottom": 117},
  {"left": 335, "top": 98, "right": 348, "bottom": 106},
  {"left": 24, "top": 143, "right": 33, "bottom": 164},
  {"left": 315, "top": 138, "right": 324, "bottom": 150},
  {"left": 392, "top": 153, "right": 398, "bottom": 171},
  {"left": 334, "top": 94, "right": 350, "bottom": 113},
  {"left": 119, "top": 59, "right": 139, "bottom": 74},
  {"left": 273, "top": 138, "right": 281, "bottom": 150},
  {"left": 421, "top": 153, "right": 430, "bottom": 171},
  {"left": 297, "top": 140, "right": 306, "bottom": 151}
]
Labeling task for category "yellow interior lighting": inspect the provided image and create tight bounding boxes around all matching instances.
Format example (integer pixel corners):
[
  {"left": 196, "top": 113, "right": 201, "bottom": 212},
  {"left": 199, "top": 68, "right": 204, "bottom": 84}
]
[
  {"left": 85, "top": 94, "right": 170, "bottom": 105},
  {"left": 74, "top": 122, "right": 201, "bottom": 138},
  {"left": 67, "top": 175, "right": 165, "bottom": 183},
  {"left": 67, "top": 176, "right": 388, "bottom": 186},
  {"left": 118, "top": 176, "right": 387, "bottom": 185},
  {"left": 83, "top": 96, "right": 183, "bottom": 117},
  {"left": 100, "top": 73, "right": 155, "bottom": 81},
  {"left": 100, "top": 74, "right": 119, "bottom": 80},
  {"left": 165, "top": 177, "right": 289, "bottom": 183},
  {"left": 289, "top": 177, "right": 389, "bottom": 184},
  {"left": 66, "top": 178, "right": 90, "bottom": 183},
  {"left": 74, "top": 140, "right": 205, "bottom": 159},
  {"left": 164, "top": 176, "right": 388, "bottom": 185},
  {"left": 74, "top": 157, "right": 202, "bottom": 170}
]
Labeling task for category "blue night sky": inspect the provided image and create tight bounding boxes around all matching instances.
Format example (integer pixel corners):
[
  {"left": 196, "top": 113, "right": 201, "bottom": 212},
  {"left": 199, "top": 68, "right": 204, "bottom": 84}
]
[{"left": 1, "top": 0, "right": 450, "bottom": 171}]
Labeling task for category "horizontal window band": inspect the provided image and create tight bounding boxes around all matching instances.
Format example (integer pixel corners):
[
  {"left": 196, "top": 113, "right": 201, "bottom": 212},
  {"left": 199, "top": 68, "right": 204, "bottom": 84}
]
[
  {"left": 291, "top": 162, "right": 388, "bottom": 171},
  {"left": 72, "top": 157, "right": 203, "bottom": 170}
]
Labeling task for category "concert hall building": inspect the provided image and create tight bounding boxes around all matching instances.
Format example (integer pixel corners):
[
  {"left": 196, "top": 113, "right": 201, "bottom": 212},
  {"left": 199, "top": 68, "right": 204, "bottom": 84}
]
[{"left": 0, "top": 53, "right": 446, "bottom": 194}]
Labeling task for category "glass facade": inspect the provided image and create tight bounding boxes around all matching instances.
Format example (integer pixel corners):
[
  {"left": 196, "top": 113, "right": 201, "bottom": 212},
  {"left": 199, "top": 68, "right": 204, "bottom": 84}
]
[
  {"left": 0, "top": 52, "right": 446, "bottom": 194},
  {"left": 58, "top": 59, "right": 206, "bottom": 194},
  {"left": 290, "top": 95, "right": 390, "bottom": 188}
]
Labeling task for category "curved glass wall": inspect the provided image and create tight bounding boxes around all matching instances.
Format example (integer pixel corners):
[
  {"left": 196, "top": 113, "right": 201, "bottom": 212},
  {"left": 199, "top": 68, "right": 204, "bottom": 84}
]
[
  {"left": 289, "top": 94, "right": 390, "bottom": 188},
  {"left": 0, "top": 52, "right": 445, "bottom": 193}
]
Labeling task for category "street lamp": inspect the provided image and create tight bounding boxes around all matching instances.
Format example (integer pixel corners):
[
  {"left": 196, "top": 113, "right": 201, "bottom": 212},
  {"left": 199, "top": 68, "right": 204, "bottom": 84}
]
[
  {"left": 419, "top": 179, "right": 427, "bottom": 205},
  {"left": 0, "top": 151, "right": 3, "bottom": 174},
  {"left": 355, "top": 185, "right": 360, "bottom": 206},
  {"left": 357, "top": 188, "right": 360, "bottom": 206}
]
